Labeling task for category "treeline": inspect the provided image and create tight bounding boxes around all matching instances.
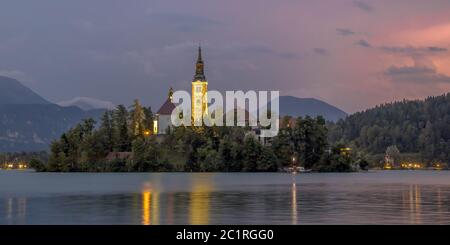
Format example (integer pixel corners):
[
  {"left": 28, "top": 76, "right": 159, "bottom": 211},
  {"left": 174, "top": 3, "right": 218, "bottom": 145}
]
[
  {"left": 42, "top": 100, "right": 154, "bottom": 172},
  {"left": 33, "top": 100, "right": 367, "bottom": 172},
  {"left": 0, "top": 151, "right": 48, "bottom": 164},
  {"left": 329, "top": 93, "right": 450, "bottom": 164}
]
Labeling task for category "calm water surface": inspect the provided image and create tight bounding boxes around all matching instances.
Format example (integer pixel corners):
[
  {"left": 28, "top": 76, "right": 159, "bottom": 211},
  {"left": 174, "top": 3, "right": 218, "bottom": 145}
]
[{"left": 1, "top": 170, "right": 450, "bottom": 224}]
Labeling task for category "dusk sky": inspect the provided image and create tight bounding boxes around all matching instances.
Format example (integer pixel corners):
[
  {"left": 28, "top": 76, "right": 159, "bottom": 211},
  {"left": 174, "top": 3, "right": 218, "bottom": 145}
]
[{"left": 1, "top": 0, "right": 450, "bottom": 113}]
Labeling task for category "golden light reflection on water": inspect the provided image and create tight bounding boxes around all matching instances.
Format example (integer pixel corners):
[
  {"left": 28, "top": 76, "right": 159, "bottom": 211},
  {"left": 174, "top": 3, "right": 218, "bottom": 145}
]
[
  {"left": 292, "top": 182, "right": 298, "bottom": 225},
  {"left": 152, "top": 192, "right": 160, "bottom": 225},
  {"left": 403, "top": 185, "right": 422, "bottom": 224},
  {"left": 141, "top": 189, "right": 160, "bottom": 225},
  {"left": 189, "top": 175, "right": 214, "bottom": 225},
  {"left": 142, "top": 191, "right": 151, "bottom": 225}
]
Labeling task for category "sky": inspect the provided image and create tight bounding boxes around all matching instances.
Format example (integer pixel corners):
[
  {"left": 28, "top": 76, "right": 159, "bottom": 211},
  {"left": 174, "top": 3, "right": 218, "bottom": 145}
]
[{"left": 1, "top": 0, "right": 450, "bottom": 113}]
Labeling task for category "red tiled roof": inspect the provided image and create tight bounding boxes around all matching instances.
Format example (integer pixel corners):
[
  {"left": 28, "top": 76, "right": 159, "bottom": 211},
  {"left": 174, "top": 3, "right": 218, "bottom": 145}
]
[{"left": 157, "top": 98, "right": 176, "bottom": 115}]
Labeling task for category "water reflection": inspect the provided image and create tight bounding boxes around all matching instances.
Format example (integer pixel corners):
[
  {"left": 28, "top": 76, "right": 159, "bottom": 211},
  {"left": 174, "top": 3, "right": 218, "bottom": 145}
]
[
  {"left": 3, "top": 197, "right": 27, "bottom": 224},
  {"left": 291, "top": 175, "right": 298, "bottom": 225},
  {"left": 402, "top": 185, "right": 422, "bottom": 224},
  {"left": 141, "top": 188, "right": 160, "bottom": 225},
  {"left": 189, "top": 174, "right": 214, "bottom": 225},
  {"left": 3, "top": 172, "right": 450, "bottom": 224},
  {"left": 141, "top": 191, "right": 151, "bottom": 225}
]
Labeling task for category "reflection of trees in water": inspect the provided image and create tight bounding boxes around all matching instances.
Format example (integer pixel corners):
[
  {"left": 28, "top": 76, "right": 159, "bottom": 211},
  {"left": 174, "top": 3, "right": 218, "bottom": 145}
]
[{"left": 5, "top": 177, "right": 450, "bottom": 225}]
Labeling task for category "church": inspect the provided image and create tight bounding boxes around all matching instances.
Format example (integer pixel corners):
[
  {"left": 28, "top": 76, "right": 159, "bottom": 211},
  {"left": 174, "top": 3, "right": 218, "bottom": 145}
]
[{"left": 154, "top": 46, "right": 208, "bottom": 134}]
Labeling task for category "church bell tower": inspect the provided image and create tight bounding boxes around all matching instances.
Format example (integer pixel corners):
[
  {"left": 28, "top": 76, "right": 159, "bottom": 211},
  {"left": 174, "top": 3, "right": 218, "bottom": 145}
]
[{"left": 191, "top": 46, "right": 208, "bottom": 125}]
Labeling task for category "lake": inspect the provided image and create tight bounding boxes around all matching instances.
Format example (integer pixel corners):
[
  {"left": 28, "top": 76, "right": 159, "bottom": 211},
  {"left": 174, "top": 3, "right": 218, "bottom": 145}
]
[{"left": 1, "top": 170, "right": 450, "bottom": 224}]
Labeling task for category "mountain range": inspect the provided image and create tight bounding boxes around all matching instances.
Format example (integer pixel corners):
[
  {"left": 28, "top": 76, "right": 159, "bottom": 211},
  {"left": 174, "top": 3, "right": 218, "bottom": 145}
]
[
  {"left": 0, "top": 76, "right": 105, "bottom": 152},
  {"left": 0, "top": 76, "right": 348, "bottom": 152}
]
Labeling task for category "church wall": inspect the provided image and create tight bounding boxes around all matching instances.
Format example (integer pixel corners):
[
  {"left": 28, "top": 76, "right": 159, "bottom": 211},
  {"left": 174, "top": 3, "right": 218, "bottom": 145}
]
[{"left": 157, "top": 114, "right": 172, "bottom": 135}]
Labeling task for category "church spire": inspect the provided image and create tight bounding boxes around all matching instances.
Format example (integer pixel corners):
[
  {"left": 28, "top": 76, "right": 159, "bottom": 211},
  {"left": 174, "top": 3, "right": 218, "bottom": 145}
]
[
  {"left": 193, "top": 45, "right": 206, "bottom": 81},
  {"left": 197, "top": 45, "right": 203, "bottom": 63}
]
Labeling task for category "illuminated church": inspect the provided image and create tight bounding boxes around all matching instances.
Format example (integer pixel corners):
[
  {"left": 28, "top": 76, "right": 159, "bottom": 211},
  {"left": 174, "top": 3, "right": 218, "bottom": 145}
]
[
  {"left": 154, "top": 46, "right": 208, "bottom": 134},
  {"left": 191, "top": 46, "right": 208, "bottom": 124}
]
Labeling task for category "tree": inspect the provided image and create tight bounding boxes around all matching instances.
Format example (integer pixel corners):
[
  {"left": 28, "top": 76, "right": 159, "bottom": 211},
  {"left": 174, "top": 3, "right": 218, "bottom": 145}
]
[
  {"left": 293, "top": 116, "right": 328, "bottom": 169},
  {"left": 316, "top": 143, "right": 354, "bottom": 172},
  {"left": 132, "top": 137, "right": 147, "bottom": 171},
  {"left": 113, "top": 105, "right": 130, "bottom": 151},
  {"left": 143, "top": 106, "right": 154, "bottom": 133},
  {"left": 197, "top": 141, "right": 220, "bottom": 172},
  {"left": 29, "top": 158, "right": 46, "bottom": 172},
  {"left": 218, "top": 137, "right": 234, "bottom": 171},
  {"left": 99, "top": 111, "right": 114, "bottom": 152},
  {"left": 130, "top": 99, "right": 146, "bottom": 137},
  {"left": 131, "top": 137, "right": 162, "bottom": 172},
  {"left": 257, "top": 147, "right": 278, "bottom": 172},
  {"left": 418, "top": 121, "right": 435, "bottom": 161},
  {"left": 271, "top": 118, "right": 294, "bottom": 167},
  {"left": 242, "top": 136, "right": 262, "bottom": 171}
]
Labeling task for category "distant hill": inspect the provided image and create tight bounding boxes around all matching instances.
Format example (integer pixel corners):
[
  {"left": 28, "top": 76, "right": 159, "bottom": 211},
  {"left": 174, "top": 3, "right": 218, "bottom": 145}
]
[
  {"left": 277, "top": 96, "right": 347, "bottom": 121},
  {"left": 58, "top": 97, "right": 116, "bottom": 111},
  {"left": 0, "top": 76, "right": 104, "bottom": 152},
  {"left": 0, "top": 104, "right": 104, "bottom": 152},
  {"left": 329, "top": 93, "right": 450, "bottom": 163},
  {"left": 0, "top": 76, "right": 50, "bottom": 105}
]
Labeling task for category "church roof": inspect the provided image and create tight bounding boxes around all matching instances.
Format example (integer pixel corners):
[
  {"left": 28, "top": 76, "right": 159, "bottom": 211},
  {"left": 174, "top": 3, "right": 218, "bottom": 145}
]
[{"left": 157, "top": 98, "right": 176, "bottom": 115}]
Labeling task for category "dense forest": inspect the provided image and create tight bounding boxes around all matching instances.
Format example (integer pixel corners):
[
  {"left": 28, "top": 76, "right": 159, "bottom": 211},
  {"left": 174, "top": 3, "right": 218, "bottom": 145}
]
[
  {"left": 329, "top": 93, "right": 450, "bottom": 165},
  {"left": 29, "top": 99, "right": 367, "bottom": 172}
]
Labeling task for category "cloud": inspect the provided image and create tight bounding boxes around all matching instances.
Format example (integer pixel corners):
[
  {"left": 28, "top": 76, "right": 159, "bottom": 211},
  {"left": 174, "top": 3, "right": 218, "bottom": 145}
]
[
  {"left": 313, "top": 48, "right": 329, "bottom": 56},
  {"left": 380, "top": 45, "right": 448, "bottom": 56},
  {"left": 355, "top": 39, "right": 371, "bottom": 48},
  {"left": 353, "top": 1, "right": 374, "bottom": 12},
  {"left": 384, "top": 56, "right": 450, "bottom": 84},
  {"left": 336, "top": 28, "right": 356, "bottom": 36},
  {"left": 380, "top": 44, "right": 450, "bottom": 84}
]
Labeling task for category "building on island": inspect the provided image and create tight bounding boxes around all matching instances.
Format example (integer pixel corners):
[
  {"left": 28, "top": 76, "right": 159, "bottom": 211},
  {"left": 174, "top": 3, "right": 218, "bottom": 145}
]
[
  {"left": 191, "top": 46, "right": 208, "bottom": 125},
  {"left": 153, "top": 46, "right": 267, "bottom": 140},
  {"left": 155, "top": 46, "right": 209, "bottom": 134},
  {"left": 154, "top": 88, "right": 176, "bottom": 135}
]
